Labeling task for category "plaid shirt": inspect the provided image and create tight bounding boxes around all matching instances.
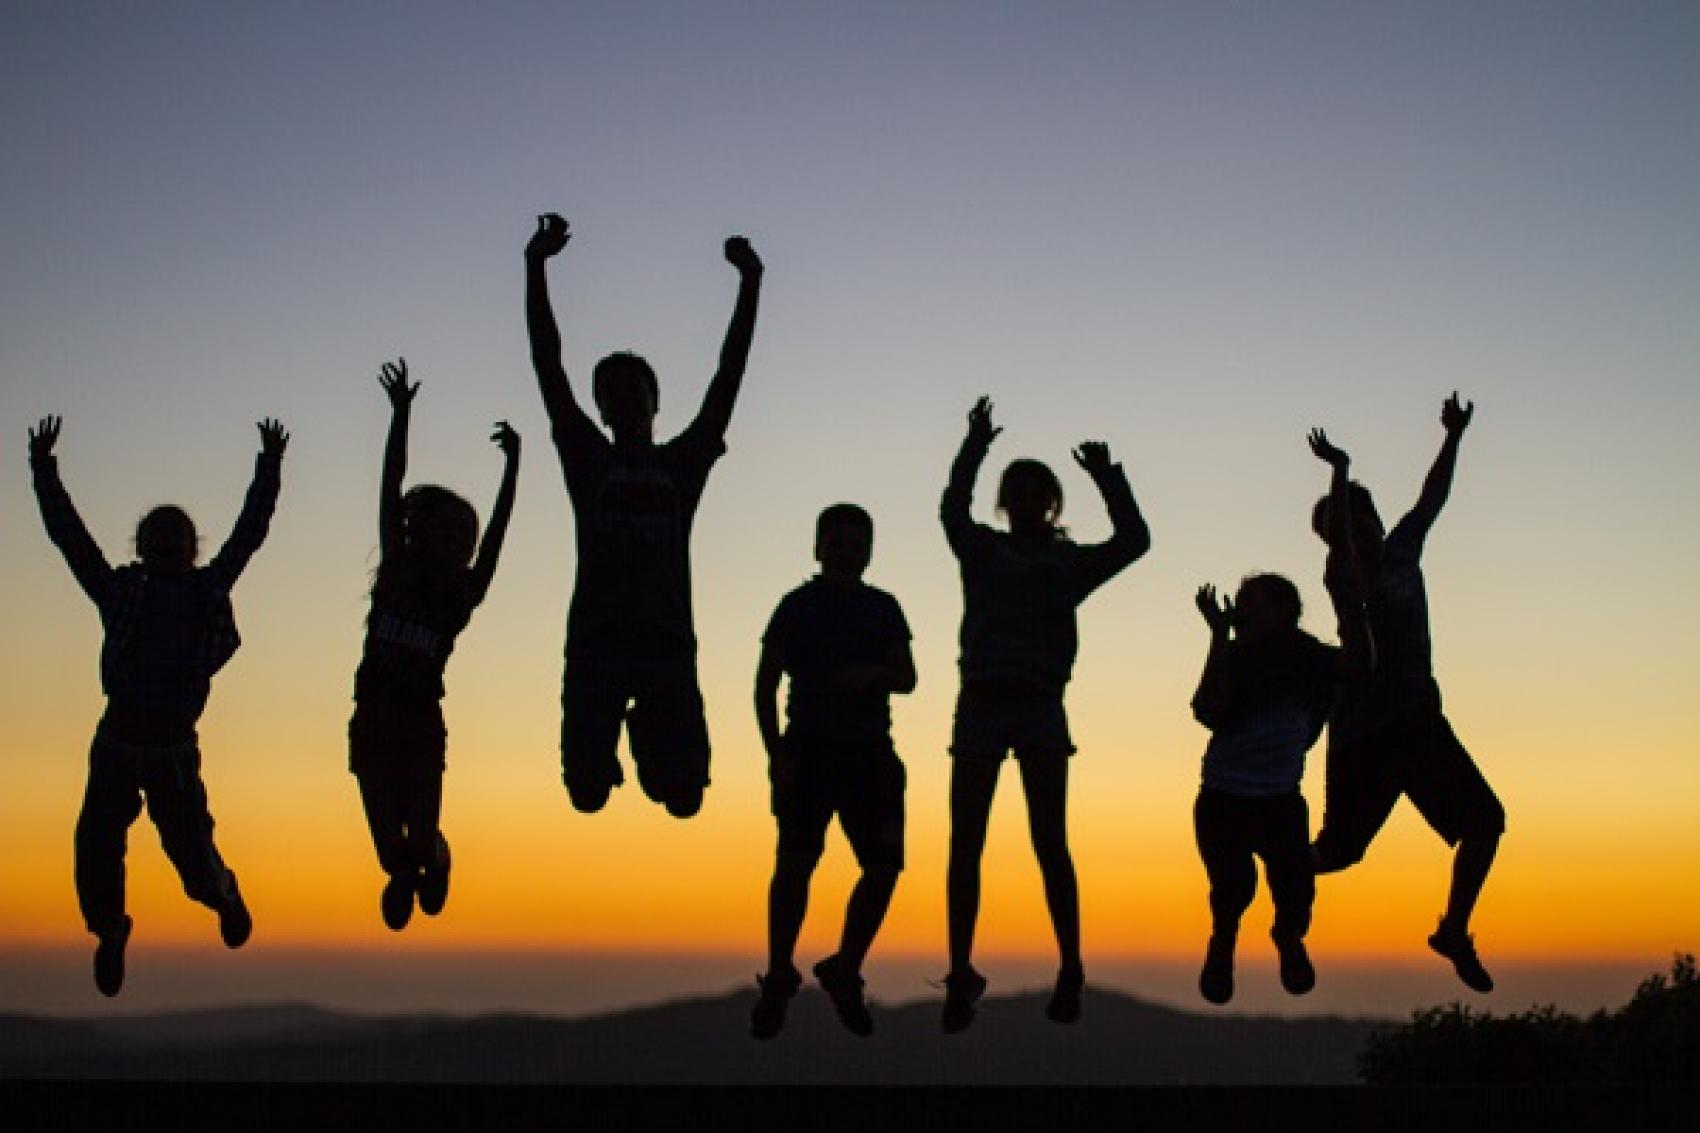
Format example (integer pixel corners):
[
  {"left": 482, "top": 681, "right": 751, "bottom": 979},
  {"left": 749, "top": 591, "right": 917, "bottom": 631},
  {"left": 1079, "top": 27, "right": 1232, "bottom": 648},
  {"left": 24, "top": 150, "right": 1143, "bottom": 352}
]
[{"left": 32, "top": 451, "right": 281, "bottom": 721}]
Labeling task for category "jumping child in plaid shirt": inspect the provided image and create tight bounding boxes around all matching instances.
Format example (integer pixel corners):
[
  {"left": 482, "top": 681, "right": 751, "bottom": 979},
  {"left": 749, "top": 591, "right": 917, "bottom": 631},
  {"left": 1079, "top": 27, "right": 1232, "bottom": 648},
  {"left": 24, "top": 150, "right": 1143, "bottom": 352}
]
[{"left": 29, "top": 414, "right": 286, "bottom": 996}]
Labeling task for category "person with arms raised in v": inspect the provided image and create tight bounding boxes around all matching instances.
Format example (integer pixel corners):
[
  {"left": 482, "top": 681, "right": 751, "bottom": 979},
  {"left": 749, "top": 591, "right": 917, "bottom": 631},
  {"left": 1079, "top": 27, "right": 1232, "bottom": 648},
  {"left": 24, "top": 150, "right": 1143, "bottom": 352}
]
[
  {"left": 1310, "top": 394, "right": 1505, "bottom": 992},
  {"left": 939, "top": 397, "right": 1150, "bottom": 1032},
  {"left": 29, "top": 414, "right": 286, "bottom": 996},
  {"left": 350, "top": 358, "right": 519, "bottom": 931},
  {"left": 524, "top": 213, "right": 762, "bottom": 818}
]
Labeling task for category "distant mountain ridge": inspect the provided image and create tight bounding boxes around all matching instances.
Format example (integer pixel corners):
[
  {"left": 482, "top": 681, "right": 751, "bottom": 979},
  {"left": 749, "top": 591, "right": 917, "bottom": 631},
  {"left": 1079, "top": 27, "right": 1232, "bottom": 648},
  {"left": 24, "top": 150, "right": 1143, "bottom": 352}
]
[{"left": 0, "top": 988, "right": 1385, "bottom": 1084}]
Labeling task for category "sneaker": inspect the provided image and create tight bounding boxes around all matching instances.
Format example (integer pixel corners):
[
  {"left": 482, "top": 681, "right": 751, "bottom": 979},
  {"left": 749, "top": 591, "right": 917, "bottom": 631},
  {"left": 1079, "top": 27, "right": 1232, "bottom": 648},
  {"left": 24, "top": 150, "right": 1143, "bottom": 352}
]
[
  {"left": 381, "top": 872, "right": 415, "bottom": 932},
  {"left": 814, "top": 954, "right": 873, "bottom": 1037},
  {"left": 218, "top": 874, "right": 252, "bottom": 949},
  {"left": 1199, "top": 934, "right": 1234, "bottom": 1005},
  {"left": 750, "top": 967, "right": 802, "bottom": 1040},
  {"left": 1428, "top": 920, "right": 1493, "bottom": 993},
  {"left": 93, "top": 916, "right": 132, "bottom": 997},
  {"left": 1045, "top": 965, "right": 1084, "bottom": 1024},
  {"left": 1273, "top": 932, "right": 1315, "bottom": 996},
  {"left": 418, "top": 834, "right": 451, "bottom": 917},
  {"left": 940, "top": 966, "right": 988, "bottom": 1034}
]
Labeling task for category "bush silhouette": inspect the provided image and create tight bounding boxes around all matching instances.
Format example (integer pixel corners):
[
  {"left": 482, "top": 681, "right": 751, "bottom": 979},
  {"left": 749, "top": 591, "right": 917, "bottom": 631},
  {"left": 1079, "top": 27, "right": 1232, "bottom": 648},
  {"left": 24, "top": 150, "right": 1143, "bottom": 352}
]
[{"left": 1359, "top": 952, "right": 1699, "bottom": 1084}]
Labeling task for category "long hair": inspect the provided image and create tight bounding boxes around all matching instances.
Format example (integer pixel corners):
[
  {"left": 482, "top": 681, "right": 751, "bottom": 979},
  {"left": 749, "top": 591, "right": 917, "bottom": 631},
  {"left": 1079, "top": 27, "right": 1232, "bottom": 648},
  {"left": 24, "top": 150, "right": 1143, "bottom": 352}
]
[{"left": 373, "top": 485, "right": 479, "bottom": 597}]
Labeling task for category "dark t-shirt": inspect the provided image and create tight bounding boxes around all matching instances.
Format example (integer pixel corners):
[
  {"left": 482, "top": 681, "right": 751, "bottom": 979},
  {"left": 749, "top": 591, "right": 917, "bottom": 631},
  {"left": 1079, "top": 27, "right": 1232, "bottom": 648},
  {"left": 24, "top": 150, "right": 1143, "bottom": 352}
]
[
  {"left": 763, "top": 577, "right": 911, "bottom": 745},
  {"left": 1201, "top": 629, "right": 1340, "bottom": 795},
  {"left": 1334, "top": 511, "right": 1443, "bottom": 743},
  {"left": 557, "top": 421, "right": 724, "bottom": 653},
  {"left": 353, "top": 556, "right": 476, "bottom": 704}
]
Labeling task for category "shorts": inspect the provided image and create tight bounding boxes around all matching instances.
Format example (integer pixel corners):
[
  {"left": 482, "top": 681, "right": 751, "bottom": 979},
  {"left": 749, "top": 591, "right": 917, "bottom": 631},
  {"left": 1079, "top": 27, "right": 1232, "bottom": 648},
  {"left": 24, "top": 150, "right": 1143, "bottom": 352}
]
[
  {"left": 349, "top": 700, "right": 448, "bottom": 776},
  {"left": 1314, "top": 707, "right": 1505, "bottom": 867},
  {"left": 561, "top": 646, "right": 711, "bottom": 804},
  {"left": 773, "top": 737, "right": 905, "bottom": 873},
  {"left": 949, "top": 684, "right": 1075, "bottom": 761}
]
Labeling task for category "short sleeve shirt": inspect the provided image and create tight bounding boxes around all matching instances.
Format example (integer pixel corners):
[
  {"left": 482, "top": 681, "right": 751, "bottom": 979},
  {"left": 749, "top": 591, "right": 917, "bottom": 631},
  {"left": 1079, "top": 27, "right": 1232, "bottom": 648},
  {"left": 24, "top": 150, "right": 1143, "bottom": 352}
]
[
  {"left": 353, "top": 556, "right": 477, "bottom": 704},
  {"left": 558, "top": 422, "right": 724, "bottom": 652},
  {"left": 763, "top": 577, "right": 911, "bottom": 745},
  {"left": 1333, "top": 511, "right": 1442, "bottom": 742}
]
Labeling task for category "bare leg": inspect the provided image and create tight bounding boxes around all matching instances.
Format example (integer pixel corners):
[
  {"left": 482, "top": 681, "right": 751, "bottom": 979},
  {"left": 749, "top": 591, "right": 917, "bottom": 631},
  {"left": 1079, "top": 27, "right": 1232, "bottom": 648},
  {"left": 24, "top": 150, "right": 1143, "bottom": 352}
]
[
  {"left": 1443, "top": 831, "right": 1499, "bottom": 932},
  {"left": 946, "top": 756, "right": 1002, "bottom": 973},
  {"left": 1018, "top": 753, "right": 1081, "bottom": 973},
  {"left": 838, "top": 865, "right": 899, "bottom": 972},
  {"left": 766, "top": 851, "right": 816, "bottom": 977}
]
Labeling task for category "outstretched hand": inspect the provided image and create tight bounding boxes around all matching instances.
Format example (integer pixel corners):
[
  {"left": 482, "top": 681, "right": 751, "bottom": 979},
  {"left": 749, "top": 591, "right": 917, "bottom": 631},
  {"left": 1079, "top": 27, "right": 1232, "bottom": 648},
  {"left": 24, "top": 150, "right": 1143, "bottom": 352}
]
[
  {"left": 378, "top": 357, "right": 418, "bottom": 408},
  {"left": 1195, "top": 584, "right": 1233, "bottom": 635},
  {"left": 1072, "top": 440, "right": 1114, "bottom": 477},
  {"left": 526, "top": 213, "right": 571, "bottom": 261},
  {"left": 1441, "top": 391, "right": 1474, "bottom": 436},
  {"left": 967, "top": 397, "right": 1002, "bottom": 446},
  {"left": 491, "top": 420, "right": 520, "bottom": 457},
  {"left": 724, "top": 235, "right": 762, "bottom": 277},
  {"left": 1308, "top": 428, "right": 1350, "bottom": 469},
  {"left": 258, "top": 418, "right": 289, "bottom": 458},
  {"left": 28, "top": 415, "right": 62, "bottom": 461}
]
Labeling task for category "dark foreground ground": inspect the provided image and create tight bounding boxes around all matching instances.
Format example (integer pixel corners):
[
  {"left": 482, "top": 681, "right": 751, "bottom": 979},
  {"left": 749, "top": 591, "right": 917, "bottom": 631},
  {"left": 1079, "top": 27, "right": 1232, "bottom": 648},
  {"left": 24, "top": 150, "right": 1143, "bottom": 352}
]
[{"left": 3, "top": 990, "right": 1694, "bottom": 1130}]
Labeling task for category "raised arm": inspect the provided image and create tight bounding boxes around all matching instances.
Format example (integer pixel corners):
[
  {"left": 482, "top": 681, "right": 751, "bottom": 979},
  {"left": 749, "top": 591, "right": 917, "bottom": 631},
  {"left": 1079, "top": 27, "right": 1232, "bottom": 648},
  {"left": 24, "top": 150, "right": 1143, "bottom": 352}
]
[
  {"left": 1406, "top": 392, "right": 1473, "bottom": 536},
  {"left": 1190, "top": 584, "right": 1235, "bottom": 728},
  {"left": 204, "top": 419, "right": 286, "bottom": 591},
  {"left": 941, "top": 397, "right": 1000, "bottom": 556},
  {"left": 524, "top": 213, "right": 597, "bottom": 443},
  {"left": 376, "top": 358, "right": 416, "bottom": 561},
  {"left": 468, "top": 421, "right": 521, "bottom": 606},
  {"left": 28, "top": 416, "right": 114, "bottom": 606},
  {"left": 1310, "top": 429, "right": 1373, "bottom": 675},
  {"left": 689, "top": 236, "right": 764, "bottom": 441},
  {"left": 1071, "top": 440, "right": 1152, "bottom": 592}
]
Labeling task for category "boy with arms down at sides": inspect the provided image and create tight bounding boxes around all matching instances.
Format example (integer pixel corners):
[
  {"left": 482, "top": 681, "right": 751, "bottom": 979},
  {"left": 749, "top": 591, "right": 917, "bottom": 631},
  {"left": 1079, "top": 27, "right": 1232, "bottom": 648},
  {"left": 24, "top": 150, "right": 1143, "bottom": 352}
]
[
  {"left": 29, "top": 415, "right": 287, "bottom": 995},
  {"left": 524, "top": 213, "right": 763, "bottom": 818},
  {"left": 1310, "top": 394, "right": 1505, "bottom": 992},
  {"left": 1188, "top": 430, "right": 1372, "bottom": 1005},
  {"left": 750, "top": 504, "right": 916, "bottom": 1039}
]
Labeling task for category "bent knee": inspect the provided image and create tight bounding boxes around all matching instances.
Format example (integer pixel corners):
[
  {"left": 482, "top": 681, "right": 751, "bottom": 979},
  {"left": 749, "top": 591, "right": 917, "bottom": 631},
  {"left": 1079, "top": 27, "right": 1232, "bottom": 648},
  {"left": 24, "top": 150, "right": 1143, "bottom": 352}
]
[
  {"left": 662, "top": 784, "right": 704, "bottom": 819},
  {"left": 565, "top": 776, "right": 614, "bottom": 814}
]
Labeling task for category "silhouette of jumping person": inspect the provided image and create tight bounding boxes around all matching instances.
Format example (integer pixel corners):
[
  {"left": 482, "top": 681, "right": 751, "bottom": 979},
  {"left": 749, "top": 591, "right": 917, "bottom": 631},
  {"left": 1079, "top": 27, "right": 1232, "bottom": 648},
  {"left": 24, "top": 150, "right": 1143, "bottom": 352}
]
[
  {"left": 1187, "top": 430, "right": 1373, "bottom": 1006},
  {"left": 28, "top": 414, "right": 286, "bottom": 996},
  {"left": 750, "top": 504, "right": 916, "bottom": 1039},
  {"left": 350, "top": 359, "right": 519, "bottom": 932},
  {"left": 1310, "top": 394, "right": 1505, "bottom": 992},
  {"left": 524, "top": 213, "right": 762, "bottom": 818},
  {"left": 939, "top": 398, "right": 1150, "bottom": 1031}
]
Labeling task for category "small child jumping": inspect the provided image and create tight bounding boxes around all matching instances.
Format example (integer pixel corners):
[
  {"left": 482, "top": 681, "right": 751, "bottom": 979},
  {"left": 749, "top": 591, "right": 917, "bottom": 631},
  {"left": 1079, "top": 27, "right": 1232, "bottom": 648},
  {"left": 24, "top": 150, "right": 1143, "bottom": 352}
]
[
  {"left": 1187, "top": 429, "right": 1372, "bottom": 1005},
  {"left": 939, "top": 397, "right": 1150, "bottom": 1032},
  {"left": 750, "top": 504, "right": 916, "bottom": 1039},
  {"left": 350, "top": 358, "right": 518, "bottom": 931},
  {"left": 29, "top": 413, "right": 286, "bottom": 995}
]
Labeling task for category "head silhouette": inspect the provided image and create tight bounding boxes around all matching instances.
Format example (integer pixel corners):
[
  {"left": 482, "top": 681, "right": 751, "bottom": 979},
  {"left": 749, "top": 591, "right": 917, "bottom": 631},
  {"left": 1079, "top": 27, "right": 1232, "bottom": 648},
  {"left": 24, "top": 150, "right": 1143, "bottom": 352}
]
[
  {"left": 815, "top": 503, "right": 873, "bottom": 581},
  {"left": 136, "top": 506, "right": 198, "bottom": 573},
  {"left": 593, "top": 352, "right": 660, "bottom": 437},
  {"left": 997, "top": 459, "right": 1064, "bottom": 537},
  {"left": 1233, "top": 573, "right": 1302, "bottom": 639},
  {"left": 1312, "top": 481, "right": 1384, "bottom": 559},
  {"left": 402, "top": 485, "right": 479, "bottom": 574}
]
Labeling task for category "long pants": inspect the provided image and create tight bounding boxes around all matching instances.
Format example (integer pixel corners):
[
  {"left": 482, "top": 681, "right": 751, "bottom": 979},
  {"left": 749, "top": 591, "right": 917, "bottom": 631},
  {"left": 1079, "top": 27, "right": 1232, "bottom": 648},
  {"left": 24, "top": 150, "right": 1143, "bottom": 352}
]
[
  {"left": 75, "top": 730, "right": 232, "bottom": 936},
  {"left": 1193, "top": 787, "right": 1314, "bottom": 941}
]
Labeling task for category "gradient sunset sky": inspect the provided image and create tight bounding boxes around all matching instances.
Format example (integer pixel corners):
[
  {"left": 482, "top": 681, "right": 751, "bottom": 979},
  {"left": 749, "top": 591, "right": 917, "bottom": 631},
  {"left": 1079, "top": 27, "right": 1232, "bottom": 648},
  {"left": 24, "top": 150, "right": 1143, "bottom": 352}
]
[{"left": 2, "top": 2, "right": 1696, "bottom": 1017}]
